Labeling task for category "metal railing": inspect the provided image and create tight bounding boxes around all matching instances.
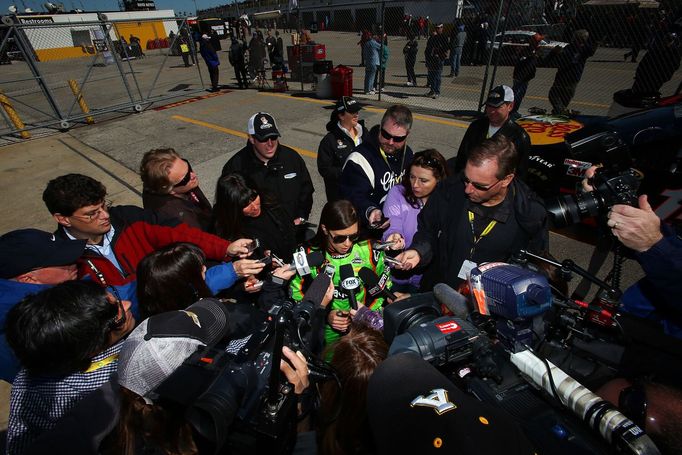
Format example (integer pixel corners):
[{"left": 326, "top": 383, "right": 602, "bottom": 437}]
[{"left": 0, "top": 16, "right": 208, "bottom": 139}]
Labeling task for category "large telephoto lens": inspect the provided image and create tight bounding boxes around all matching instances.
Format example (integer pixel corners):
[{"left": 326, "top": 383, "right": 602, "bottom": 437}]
[{"left": 545, "top": 191, "right": 603, "bottom": 228}]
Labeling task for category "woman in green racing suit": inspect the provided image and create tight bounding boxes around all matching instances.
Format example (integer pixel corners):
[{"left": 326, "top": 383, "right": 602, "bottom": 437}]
[{"left": 290, "top": 200, "right": 402, "bottom": 345}]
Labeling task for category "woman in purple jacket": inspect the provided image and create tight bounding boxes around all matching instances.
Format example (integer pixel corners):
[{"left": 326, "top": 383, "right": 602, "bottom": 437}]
[{"left": 382, "top": 149, "right": 448, "bottom": 292}]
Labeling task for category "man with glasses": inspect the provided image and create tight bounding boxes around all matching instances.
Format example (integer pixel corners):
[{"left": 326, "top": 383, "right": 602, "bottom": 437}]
[
  {"left": 339, "top": 104, "right": 414, "bottom": 229},
  {"left": 42, "top": 173, "right": 251, "bottom": 287},
  {"left": 140, "top": 148, "right": 213, "bottom": 231},
  {"left": 449, "top": 85, "right": 530, "bottom": 180},
  {"left": 396, "top": 135, "right": 547, "bottom": 291},
  {"left": 5, "top": 280, "right": 134, "bottom": 453},
  {"left": 221, "top": 112, "right": 314, "bottom": 235}
]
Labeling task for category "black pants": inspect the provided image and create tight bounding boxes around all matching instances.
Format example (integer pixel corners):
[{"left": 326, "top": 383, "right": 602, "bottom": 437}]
[
  {"left": 233, "top": 62, "right": 248, "bottom": 88},
  {"left": 207, "top": 65, "right": 220, "bottom": 90}
]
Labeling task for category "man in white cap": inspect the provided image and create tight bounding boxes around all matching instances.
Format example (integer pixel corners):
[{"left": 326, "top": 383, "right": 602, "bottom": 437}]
[
  {"left": 449, "top": 84, "right": 530, "bottom": 180},
  {"left": 221, "top": 112, "right": 314, "bottom": 228}
]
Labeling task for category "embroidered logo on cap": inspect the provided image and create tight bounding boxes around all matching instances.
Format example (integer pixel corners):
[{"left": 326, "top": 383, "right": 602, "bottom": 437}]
[
  {"left": 260, "top": 116, "right": 273, "bottom": 129},
  {"left": 180, "top": 310, "right": 201, "bottom": 328},
  {"left": 411, "top": 388, "right": 457, "bottom": 415}
]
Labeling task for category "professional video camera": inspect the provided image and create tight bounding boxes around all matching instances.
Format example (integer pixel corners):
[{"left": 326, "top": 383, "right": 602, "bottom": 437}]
[
  {"left": 384, "top": 259, "right": 664, "bottom": 455},
  {"left": 545, "top": 130, "right": 642, "bottom": 228},
  {"left": 151, "top": 274, "right": 334, "bottom": 455}
]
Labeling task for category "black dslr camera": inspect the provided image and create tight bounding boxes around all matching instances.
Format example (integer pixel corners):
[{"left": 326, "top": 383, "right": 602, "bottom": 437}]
[
  {"left": 153, "top": 298, "right": 330, "bottom": 455},
  {"left": 545, "top": 131, "right": 641, "bottom": 228}
]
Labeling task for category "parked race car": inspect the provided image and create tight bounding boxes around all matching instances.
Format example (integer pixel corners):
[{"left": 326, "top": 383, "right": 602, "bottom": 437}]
[
  {"left": 518, "top": 93, "right": 682, "bottom": 226},
  {"left": 487, "top": 30, "right": 568, "bottom": 66}
]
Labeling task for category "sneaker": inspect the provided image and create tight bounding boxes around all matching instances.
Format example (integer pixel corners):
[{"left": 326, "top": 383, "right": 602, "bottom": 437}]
[
  {"left": 366, "top": 90, "right": 376, "bottom": 95},
  {"left": 425, "top": 91, "right": 434, "bottom": 97},
  {"left": 432, "top": 93, "right": 439, "bottom": 99},
  {"left": 406, "top": 81, "right": 414, "bottom": 87}
]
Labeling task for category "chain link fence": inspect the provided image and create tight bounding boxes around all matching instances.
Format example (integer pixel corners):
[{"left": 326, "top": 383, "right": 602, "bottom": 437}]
[
  {"left": 0, "top": 16, "right": 210, "bottom": 139},
  {"left": 203, "top": 0, "right": 680, "bottom": 117}
]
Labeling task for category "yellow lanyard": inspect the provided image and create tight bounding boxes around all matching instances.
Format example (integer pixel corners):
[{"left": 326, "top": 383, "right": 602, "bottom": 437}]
[
  {"left": 84, "top": 353, "right": 119, "bottom": 373},
  {"left": 468, "top": 210, "right": 497, "bottom": 258}
]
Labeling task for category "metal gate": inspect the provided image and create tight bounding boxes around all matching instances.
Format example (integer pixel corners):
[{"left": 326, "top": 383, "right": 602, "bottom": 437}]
[{"left": 0, "top": 15, "right": 208, "bottom": 139}]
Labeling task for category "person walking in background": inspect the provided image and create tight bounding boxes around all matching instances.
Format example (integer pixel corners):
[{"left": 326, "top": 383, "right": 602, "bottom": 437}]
[
  {"left": 403, "top": 32, "right": 418, "bottom": 86},
  {"left": 209, "top": 29, "right": 222, "bottom": 51},
  {"left": 363, "top": 34, "right": 381, "bottom": 95},
  {"left": 376, "top": 34, "right": 390, "bottom": 92},
  {"left": 547, "top": 29, "right": 595, "bottom": 114},
  {"left": 424, "top": 24, "right": 448, "bottom": 99},
  {"left": 199, "top": 34, "right": 220, "bottom": 92},
  {"left": 449, "top": 24, "right": 466, "bottom": 77},
  {"left": 511, "top": 33, "right": 542, "bottom": 116},
  {"left": 228, "top": 37, "right": 248, "bottom": 89},
  {"left": 178, "top": 34, "right": 194, "bottom": 67},
  {"left": 358, "top": 29, "right": 371, "bottom": 66},
  {"left": 624, "top": 13, "right": 645, "bottom": 63},
  {"left": 275, "top": 31, "right": 284, "bottom": 62}
]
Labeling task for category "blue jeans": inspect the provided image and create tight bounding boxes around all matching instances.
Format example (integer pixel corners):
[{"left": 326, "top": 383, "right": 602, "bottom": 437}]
[
  {"left": 427, "top": 61, "right": 443, "bottom": 94},
  {"left": 364, "top": 65, "right": 378, "bottom": 93},
  {"left": 450, "top": 47, "right": 463, "bottom": 76}
]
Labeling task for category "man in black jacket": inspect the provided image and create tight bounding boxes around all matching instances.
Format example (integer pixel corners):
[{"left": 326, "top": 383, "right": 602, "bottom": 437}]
[
  {"left": 424, "top": 23, "right": 449, "bottom": 99},
  {"left": 338, "top": 104, "right": 414, "bottom": 227},
  {"left": 448, "top": 85, "right": 530, "bottom": 180},
  {"left": 221, "top": 112, "right": 314, "bottom": 227},
  {"left": 396, "top": 135, "right": 547, "bottom": 291},
  {"left": 511, "top": 33, "right": 542, "bottom": 116}
]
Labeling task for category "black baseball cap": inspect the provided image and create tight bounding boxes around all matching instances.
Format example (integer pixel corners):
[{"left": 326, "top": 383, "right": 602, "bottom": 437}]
[
  {"left": 247, "top": 112, "right": 281, "bottom": 141},
  {"left": 486, "top": 85, "right": 515, "bottom": 107},
  {"left": 367, "top": 353, "right": 536, "bottom": 454},
  {"left": 335, "top": 96, "right": 362, "bottom": 114},
  {"left": 0, "top": 229, "right": 86, "bottom": 279}
]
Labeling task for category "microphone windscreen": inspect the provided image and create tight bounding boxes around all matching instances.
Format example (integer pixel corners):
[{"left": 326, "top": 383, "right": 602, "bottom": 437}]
[
  {"left": 358, "top": 267, "right": 381, "bottom": 296},
  {"left": 339, "top": 263, "right": 354, "bottom": 283},
  {"left": 433, "top": 283, "right": 470, "bottom": 319},
  {"left": 307, "top": 251, "right": 325, "bottom": 268},
  {"left": 302, "top": 272, "right": 331, "bottom": 308}
]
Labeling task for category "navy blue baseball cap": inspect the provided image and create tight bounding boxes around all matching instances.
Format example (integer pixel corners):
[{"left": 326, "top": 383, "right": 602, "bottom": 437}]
[{"left": 0, "top": 229, "right": 86, "bottom": 279}]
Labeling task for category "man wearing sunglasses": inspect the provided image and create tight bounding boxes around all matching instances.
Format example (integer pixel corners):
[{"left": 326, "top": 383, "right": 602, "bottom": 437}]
[
  {"left": 5, "top": 280, "right": 135, "bottom": 453},
  {"left": 140, "top": 148, "right": 213, "bottom": 232},
  {"left": 339, "top": 104, "right": 414, "bottom": 229},
  {"left": 221, "top": 112, "right": 314, "bottom": 233},
  {"left": 42, "top": 173, "right": 252, "bottom": 287},
  {"left": 449, "top": 85, "right": 530, "bottom": 180},
  {"left": 396, "top": 135, "right": 547, "bottom": 291}
]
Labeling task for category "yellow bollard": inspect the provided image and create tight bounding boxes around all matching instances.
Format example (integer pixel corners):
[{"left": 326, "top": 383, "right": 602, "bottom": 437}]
[
  {"left": 68, "top": 79, "right": 95, "bottom": 124},
  {"left": 0, "top": 90, "right": 30, "bottom": 139}
]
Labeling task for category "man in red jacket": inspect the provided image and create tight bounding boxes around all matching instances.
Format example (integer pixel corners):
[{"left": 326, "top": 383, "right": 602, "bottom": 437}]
[{"left": 42, "top": 173, "right": 251, "bottom": 286}]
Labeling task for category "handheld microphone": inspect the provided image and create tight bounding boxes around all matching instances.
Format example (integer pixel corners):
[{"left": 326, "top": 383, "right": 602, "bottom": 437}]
[
  {"left": 340, "top": 264, "right": 360, "bottom": 310},
  {"left": 510, "top": 350, "right": 661, "bottom": 455},
  {"left": 293, "top": 272, "right": 332, "bottom": 322},
  {"left": 291, "top": 250, "right": 325, "bottom": 276},
  {"left": 358, "top": 267, "right": 396, "bottom": 302},
  {"left": 433, "top": 283, "right": 470, "bottom": 319}
]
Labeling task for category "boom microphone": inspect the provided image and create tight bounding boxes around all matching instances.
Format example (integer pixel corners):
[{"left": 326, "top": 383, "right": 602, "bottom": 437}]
[
  {"left": 433, "top": 283, "right": 470, "bottom": 319},
  {"left": 340, "top": 264, "right": 360, "bottom": 310},
  {"left": 358, "top": 267, "right": 396, "bottom": 301},
  {"left": 510, "top": 350, "right": 661, "bottom": 455}
]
